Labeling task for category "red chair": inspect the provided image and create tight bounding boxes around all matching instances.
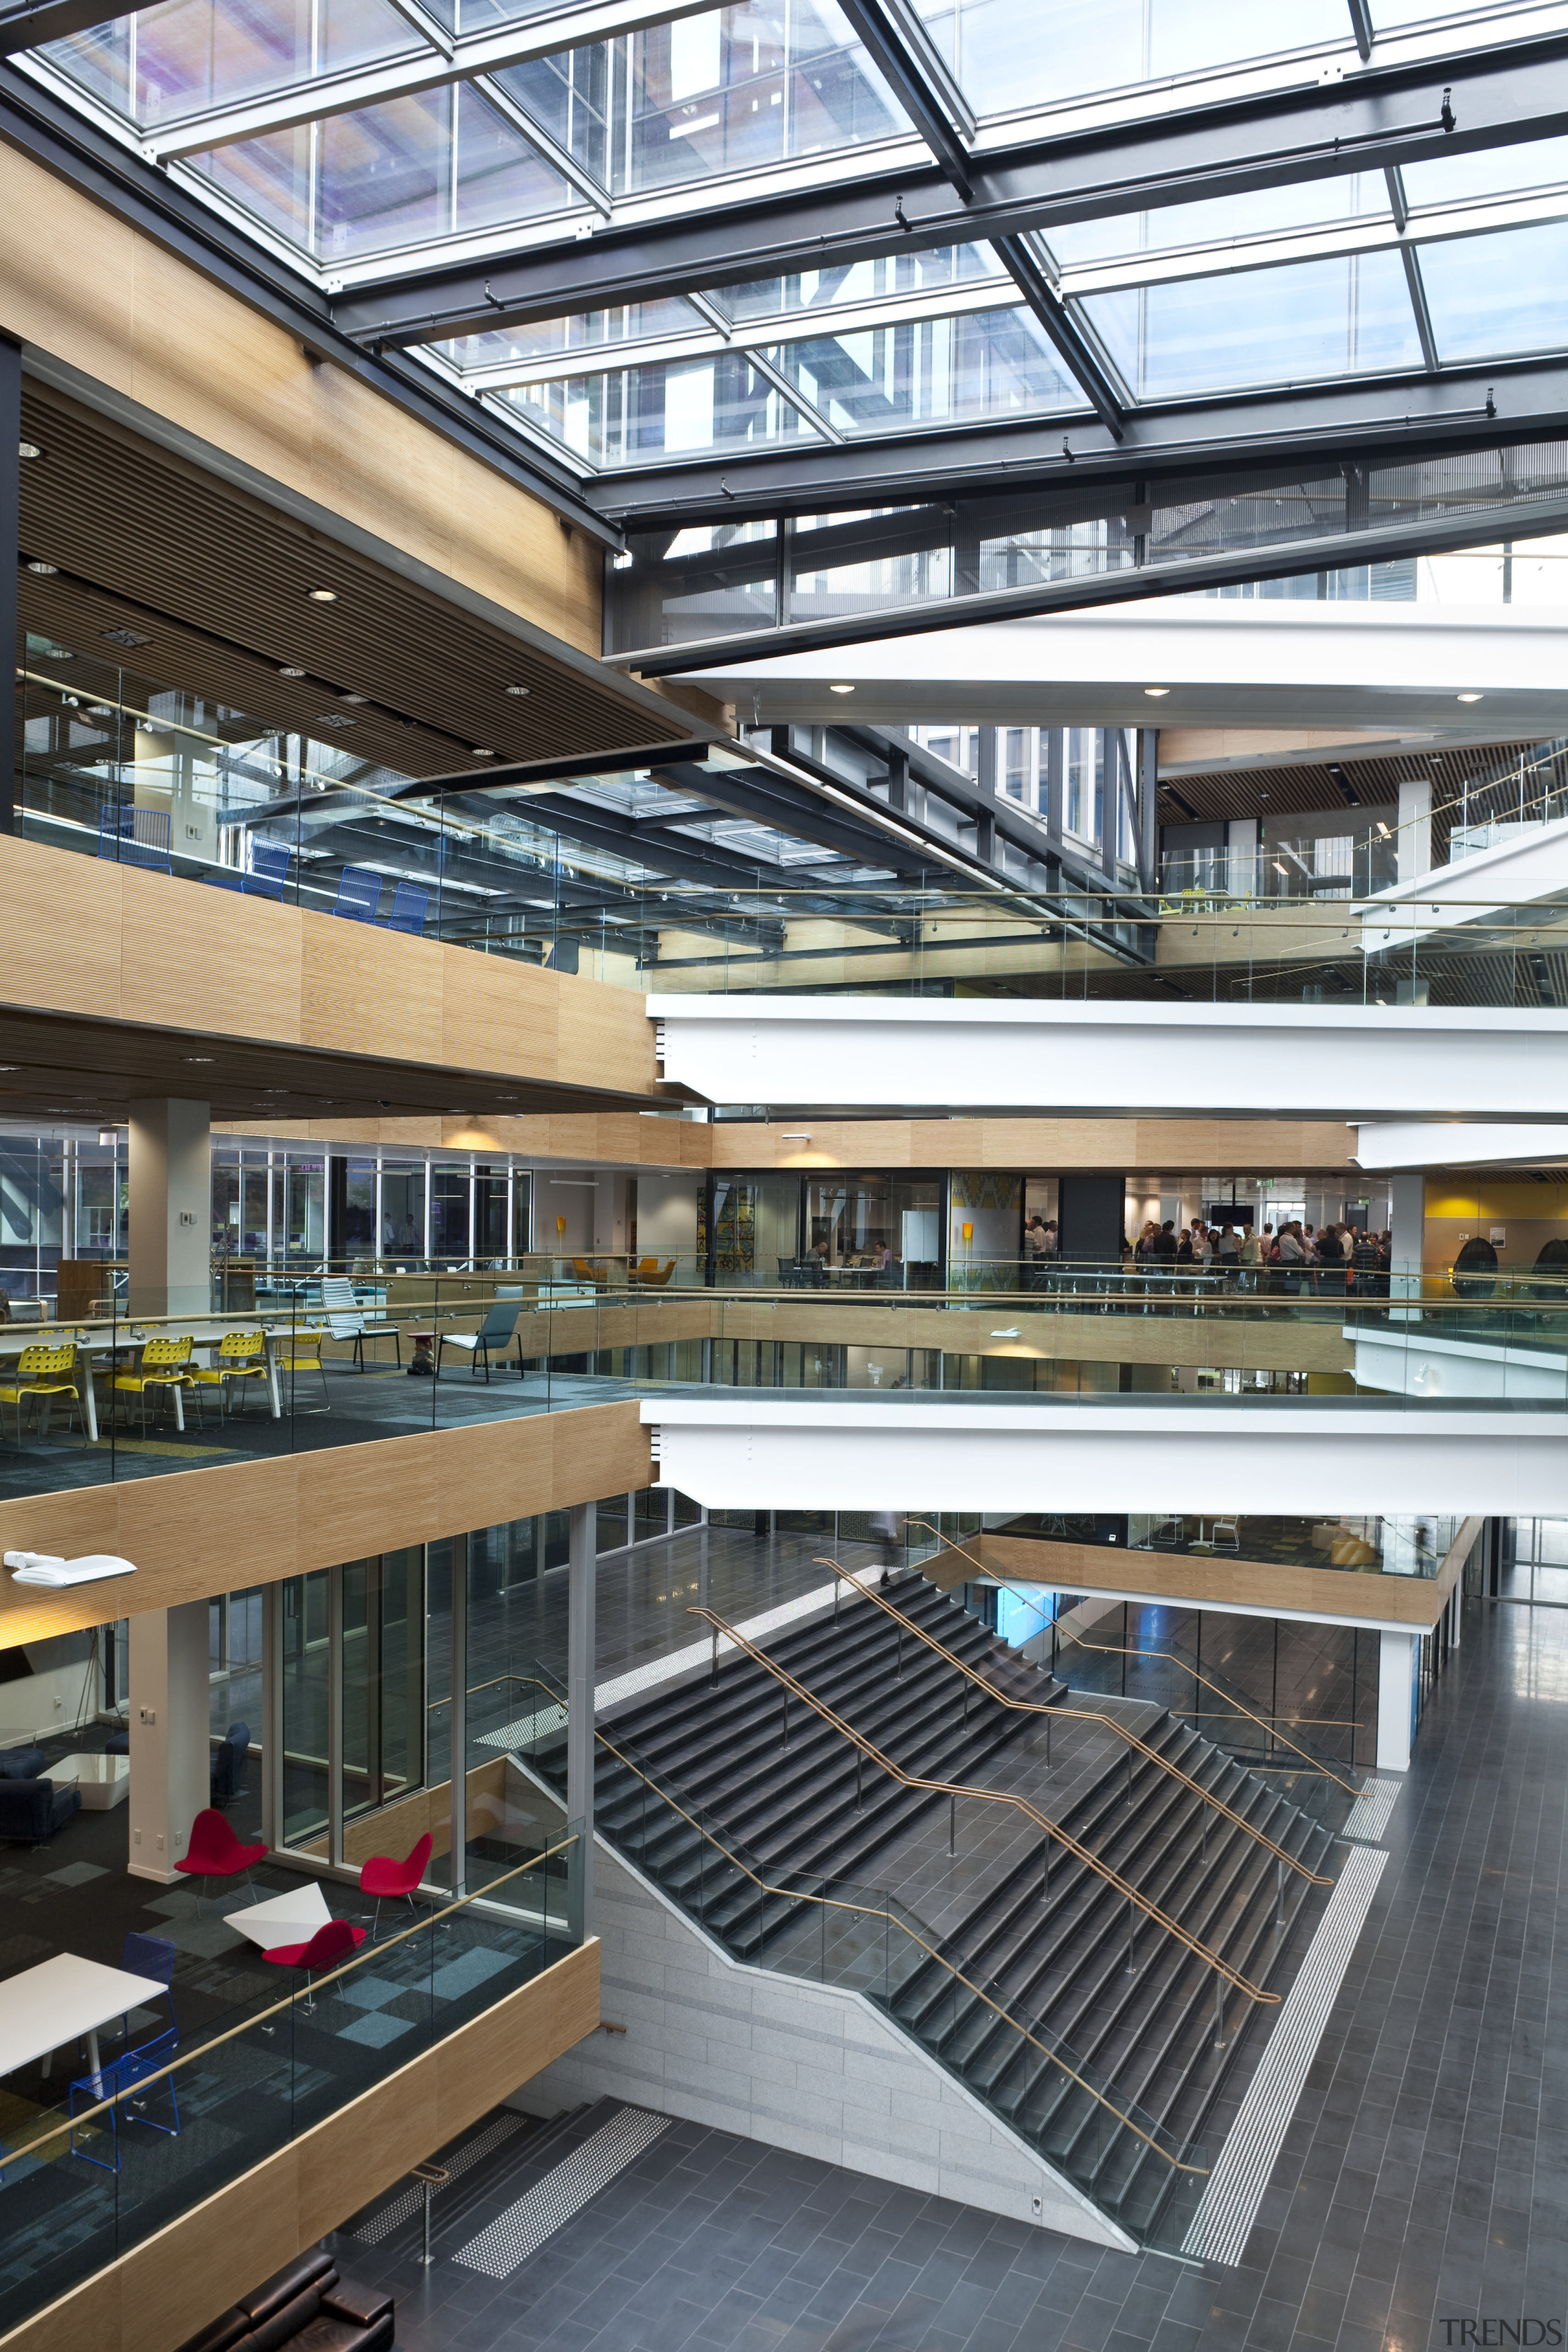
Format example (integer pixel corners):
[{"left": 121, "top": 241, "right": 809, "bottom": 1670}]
[
  {"left": 173, "top": 1807, "right": 267, "bottom": 1909},
  {"left": 360, "top": 1832, "right": 433, "bottom": 1940},
  {"left": 263, "top": 1917, "right": 367, "bottom": 2012}
]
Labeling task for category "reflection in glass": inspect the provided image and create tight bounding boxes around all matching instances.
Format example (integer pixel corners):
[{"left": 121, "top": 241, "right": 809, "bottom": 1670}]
[
  {"left": 619, "top": 0, "right": 903, "bottom": 197},
  {"left": 1048, "top": 175, "right": 1379, "bottom": 268},
  {"left": 1419, "top": 221, "right": 1568, "bottom": 363},
  {"left": 725, "top": 245, "right": 997, "bottom": 321},
  {"left": 282, "top": 1568, "right": 330, "bottom": 1847},
  {"left": 440, "top": 299, "right": 703, "bottom": 371},
  {"left": 915, "top": 0, "right": 1346, "bottom": 121},
  {"left": 502, "top": 354, "right": 820, "bottom": 464},
  {"left": 42, "top": 0, "right": 417, "bottom": 126},
  {"left": 189, "top": 81, "right": 572, "bottom": 261},
  {"left": 768, "top": 304, "right": 1082, "bottom": 435},
  {"left": 790, "top": 508, "right": 951, "bottom": 620},
  {"left": 1083, "top": 250, "right": 1422, "bottom": 398},
  {"left": 1400, "top": 132, "right": 1568, "bottom": 211}
]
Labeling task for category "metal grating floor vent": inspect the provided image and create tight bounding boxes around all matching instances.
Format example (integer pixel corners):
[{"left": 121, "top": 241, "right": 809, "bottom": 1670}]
[
  {"left": 454, "top": 2107, "right": 671, "bottom": 2279},
  {"left": 353, "top": 2110, "right": 529, "bottom": 2244}
]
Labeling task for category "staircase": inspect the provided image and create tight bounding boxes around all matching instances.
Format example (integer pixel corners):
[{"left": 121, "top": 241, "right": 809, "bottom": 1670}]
[{"left": 534, "top": 1575, "right": 1339, "bottom": 2248}]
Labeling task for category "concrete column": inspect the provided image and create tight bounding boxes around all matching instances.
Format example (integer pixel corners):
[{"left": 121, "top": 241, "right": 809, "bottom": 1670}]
[
  {"left": 128, "top": 1602, "right": 210, "bottom": 1882},
  {"left": 567, "top": 1501, "right": 596, "bottom": 1941},
  {"left": 128, "top": 1099, "right": 211, "bottom": 1319},
  {"left": 1398, "top": 777, "right": 1433, "bottom": 883},
  {"left": 1376, "top": 1628, "right": 1418, "bottom": 1771},
  {"left": 1389, "top": 1169, "right": 1425, "bottom": 1322}
]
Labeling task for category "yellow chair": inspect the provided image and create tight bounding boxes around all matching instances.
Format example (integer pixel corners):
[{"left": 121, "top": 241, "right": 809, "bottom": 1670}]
[
  {"left": 0, "top": 1343, "right": 83, "bottom": 1441},
  {"left": 274, "top": 1330, "right": 329, "bottom": 1411},
  {"left": 630, "top": 1258, "right": 676, "bottom": 1288},
  {"left": 190, "top": 1330, "right": 269, "bottom": 1420},
  {"left": 113, "top": 1336, "right": 198, "bottom": 1433}
]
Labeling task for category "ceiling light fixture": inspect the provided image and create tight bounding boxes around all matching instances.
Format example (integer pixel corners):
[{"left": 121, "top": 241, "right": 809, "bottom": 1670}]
[
  {"left": 505, "top": 684, "right": 532, "bottom": 698},
  {"left": 990, "top": 1326, "right": 1020, "bottom": 1338},
  {"left": 1143, "top": 686, "right": 1170, "bottom": 698},
  {"left": 279, "top": 665, "right": 306, "bottom": 678},
  {"left": 1376, "top": 821, "right": 1390, "bottom": 837},
  {"left": 26, "top": 559, "right": 58, "bottom": 575},
  {"left": 1457, "top": 692, "right": 1483, "bottom": 703},
  {"left": 19, "top": 440, "right": 41, "bottom": 460},
  {"left": 183, "top": 1055, "right": 216, "bottom": 1065},
  {"left": 611, "top": 551, "right": 634, "bottom": 570},
  {"left": 471, "top": 747, "right": 496, "bottom": 757},
  {"left": 782, "top": 1131, "right": 812, "bottom": 1141},
  {"left": 307, "top": 587, "right": 338, "bottom": 602},
  {"left": 829, "top": 683, "right": 854, "bottom": 695},
  {"left": 338, "top": 692, "right": 368, "bottom": 704}
]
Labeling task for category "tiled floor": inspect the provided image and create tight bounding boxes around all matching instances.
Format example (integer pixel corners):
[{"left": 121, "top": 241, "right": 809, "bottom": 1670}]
[{"left": 333, "top": 1591, "right": 1567, "bottom": 2351}]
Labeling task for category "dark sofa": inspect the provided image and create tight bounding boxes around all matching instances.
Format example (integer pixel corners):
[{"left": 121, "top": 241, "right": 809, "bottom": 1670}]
[
  {"left": 180, "top": 2250, "right": 393, "bottom": 2352},
  {"left": 0, "top": 1774, "right": 81, "bottom": 1842},
  {"left": 0, "top": 1744, "right": 48, "bottom": 1780}
]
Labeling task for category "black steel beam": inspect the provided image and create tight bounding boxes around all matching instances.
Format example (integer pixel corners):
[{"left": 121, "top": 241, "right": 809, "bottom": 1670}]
[
  {"left": 590, "top": 360, "right": 1561, "bottom": 523},
  {"left": 0, "top": 67, "right": 620, "bottom": 545},
  {"left": 991, "top": 233, "right": 1126, "bottom": 438},
  {"left": 608, "top": 473, "right": 1568, "bottom": 669},
  {"left": 835, "top": 0, "right": 973, "bottom": 193},
  {"left": 333, "top": 38, "right": 1568, "bottom": 347},
  {"left": 0, "top": 0, "right": 124, "bottom": 54},
  {"left": 383, "top": 740, "right": 715, "bottom": 794}
]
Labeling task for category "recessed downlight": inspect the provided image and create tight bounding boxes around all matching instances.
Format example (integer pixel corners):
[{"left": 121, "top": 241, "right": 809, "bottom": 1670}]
[
  {"left": 338, "top": 692, "right": 368, "bottom": 704},
  {"left": 279, "top": 665, "right": 306, "bottom": 677},
  {"left": 183, "top": 1055, "right": 216, "bottom": 1065},
  {"left": 505, "top": 684, "right": 531, "bottom": 698},
  {"left": 18, "top": 440, "right": 41, "bottom": 461},
  {"left": 1457, "top": 691, "right": 1483, "bottom": 703},
  {"left": 472, "top": 747, "right": 496, "bottom": 757},
  {"left": 1143, "top": 685, "right": 1170, "bottom": 698},
  {"left": 829, "top": 682, "right": 854, "bottom": 695},
  {"left": 307, "top": 587, "right": 338, "bottom": 602},
  {"left": 26, "top": 559, "right": 58, "bottom": 575}
]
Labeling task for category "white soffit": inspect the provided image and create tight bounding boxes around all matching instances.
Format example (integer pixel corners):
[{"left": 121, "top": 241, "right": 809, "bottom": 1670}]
[
  {"left": 649, "top": 997, "right": 1568, "bottom": 1120},
  {"left": 682, "top": 603, "right": 1568, "bottom": 733},
  {"left": 643, "top": 1397, "right": 1568, "bottom": 1521},
  {"left": 1354, "top": 1120, "right": 1568, "bottom": 1169}
]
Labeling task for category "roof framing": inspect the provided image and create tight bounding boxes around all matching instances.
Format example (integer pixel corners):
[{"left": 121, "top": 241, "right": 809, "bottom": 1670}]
[{"left": 333, "top": 33, "right": 1568, "bottom": 347}]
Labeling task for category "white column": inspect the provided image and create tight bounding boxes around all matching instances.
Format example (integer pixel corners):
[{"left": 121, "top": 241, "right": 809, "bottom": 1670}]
[
  {"left": 1389, "top": 1169, "right": 1425, "bottom": 1322},
  {"left": 128, "top": 1602, "right": 211, "bottom": 1882},
  {"left": 567, "top": 1501, "right": 596, "bottom": 1940},
  {"left": 128, "top": 1098, "right": 211, "bottom": 1319},
  {"left": 1376, "top": 1627, "right": 1418, "bottom": 1771},
  {"left": 1398, "top": 777, "right": 1433, "bottom": 883}
]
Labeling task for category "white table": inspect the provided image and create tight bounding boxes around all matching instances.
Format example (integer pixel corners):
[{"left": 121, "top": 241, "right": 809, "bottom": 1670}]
[
  {"left": 224, "top": 1880, "right": 333, "bottom": 1953},
  {"left": 0, "top": 1953, "right": 167, "bottom": 2078},
  {"left": 53, "top": 1753, "right": 129, "bottom": 1811}
]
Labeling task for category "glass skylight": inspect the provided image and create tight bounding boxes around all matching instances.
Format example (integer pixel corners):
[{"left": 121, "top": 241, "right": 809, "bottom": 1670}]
[
  {"left": 1083, "top": 251, "right": 1423, "bottom": 400},
  {"left": 767, "top": 305, "right": 1084, "bottom": 435}
]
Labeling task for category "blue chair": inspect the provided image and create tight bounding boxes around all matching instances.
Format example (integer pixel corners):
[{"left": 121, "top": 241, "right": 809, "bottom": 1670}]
[
  {"left": 331, "top": 867, "right": 382, "bottom": 922},
  {"left": 209, "top": 1721, "right": 249, "bottom": 1804},
  {"left": 97, "top": 805, "right": 172, "bottom": 873},
  {"left": 116, "top": 1932, "right": 176, "bottom": 2043},
  {"left": 435, "top": 1298, "right": 522, "bottom": 1384},
  {"left": 208, "top": 838, "right": 293, "bottom": 899},
  {"left": 383, "top": 879, "right": 428, "bottom": 935},
  {"left": 69, "top": 2027, "right": 180, "bottom": 2170}
]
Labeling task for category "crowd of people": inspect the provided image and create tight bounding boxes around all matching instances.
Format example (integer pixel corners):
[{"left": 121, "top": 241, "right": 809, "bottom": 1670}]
[{"left": 1127, "top": 1216, "right": 1393, "bottom": 1295}]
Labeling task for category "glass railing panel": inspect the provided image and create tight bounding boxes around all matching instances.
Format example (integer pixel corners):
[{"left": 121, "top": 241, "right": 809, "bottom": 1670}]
[{"left": 0, "top": 1834, "right": 581, "bottom": 2338}]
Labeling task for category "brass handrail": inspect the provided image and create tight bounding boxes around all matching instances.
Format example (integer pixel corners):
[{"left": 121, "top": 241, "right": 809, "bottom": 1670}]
[
  {"left": 16, "top": 1832, "right": 580, "bottom": 2165},
  {"left": 812, "top": 1558, "right": 1332, "bottom": 1889},
  {"left": 908, "top": 1521, "right": 1360, "bottom": 1796},
  {"left": 689, "top": 1605, "right": 1279, "bottom": 2005},
  {"left": 574, "top": 1691, "right": 1207, "bottom": 2176}
]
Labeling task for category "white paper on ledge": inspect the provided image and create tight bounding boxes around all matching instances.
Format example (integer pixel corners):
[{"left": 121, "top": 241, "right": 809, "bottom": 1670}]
[{"left": 4, "top": 1551, "right": 137, "bottom": 1587}]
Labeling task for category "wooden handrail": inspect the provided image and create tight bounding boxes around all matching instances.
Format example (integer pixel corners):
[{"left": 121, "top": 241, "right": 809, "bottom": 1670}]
[
  {"left": 689, "top": 1605, "right": 1280, "bottom": 2005},
  {"left": 812, "top": 1558, "right": 1332, "bottom": 1888},
  {"left": 15, "top": 1832, "right": 579, "bottom": 2165},
  {"left": 906, "top": 1520, "right": 1360, "bottom": 1796}
]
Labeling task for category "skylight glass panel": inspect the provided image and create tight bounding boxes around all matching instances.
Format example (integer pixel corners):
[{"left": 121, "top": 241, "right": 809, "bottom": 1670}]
[
  {"left": 616, "top": 0, "right": 906, "bottom": 197},
  {"left": 500, "top": 356, "right": 821, "bottom": 465},
  {"left": 493, "top": 43, "right": 611, "bottom": 189},
  {"left": 723, "top": 245, "right": 998, "bottom": 321},
  {"left": 1048, "top": 176, "right": 1383, "bottom": 267},
  {"left": 42, "top": 0, "right": 420, "bottom": 126},
  {"left": 915, "top": 0, "right": 1347, "bottom": 124},
  {"left": 766, "top": 306, "right": 1083, "bottom": 435},
  {"left": 440, "top": 301, "right": 707, "bottom": 370},
  {"left": 1418, "top": 220, "right": 1568, "bottom": 361},
  {"left": 1080, "top": 251, "right": 1422, "bottom": 398},
  {"left": 187, "top": 82, "right": 573, "bottom": 260},
  {"left": 1400, "top": 134, "right": 1568, "bottom": 210}
]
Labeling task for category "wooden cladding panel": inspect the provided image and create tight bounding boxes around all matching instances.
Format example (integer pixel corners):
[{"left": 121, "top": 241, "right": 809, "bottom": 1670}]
[
  {"left": 300, "top": 916, "right": 446, "bottom": 1068},
  {"left": 0, "top": 1943, "right": 600, "bottom": 2352},
  {"left": 963, "top": 1527, "right": 1475, "bottom": 1630},
  {"left": 0, "top": 1400, "right": 652, "bottom": 1644}
]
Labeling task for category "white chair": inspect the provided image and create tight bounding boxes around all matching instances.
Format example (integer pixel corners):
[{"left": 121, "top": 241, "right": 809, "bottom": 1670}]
[
  {"left": 318, "top": 1276, "right": 401, "bottom": 1371},
  {"left": 1210, "top": 1515, "right": 1240, "bottom": 1553}
]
